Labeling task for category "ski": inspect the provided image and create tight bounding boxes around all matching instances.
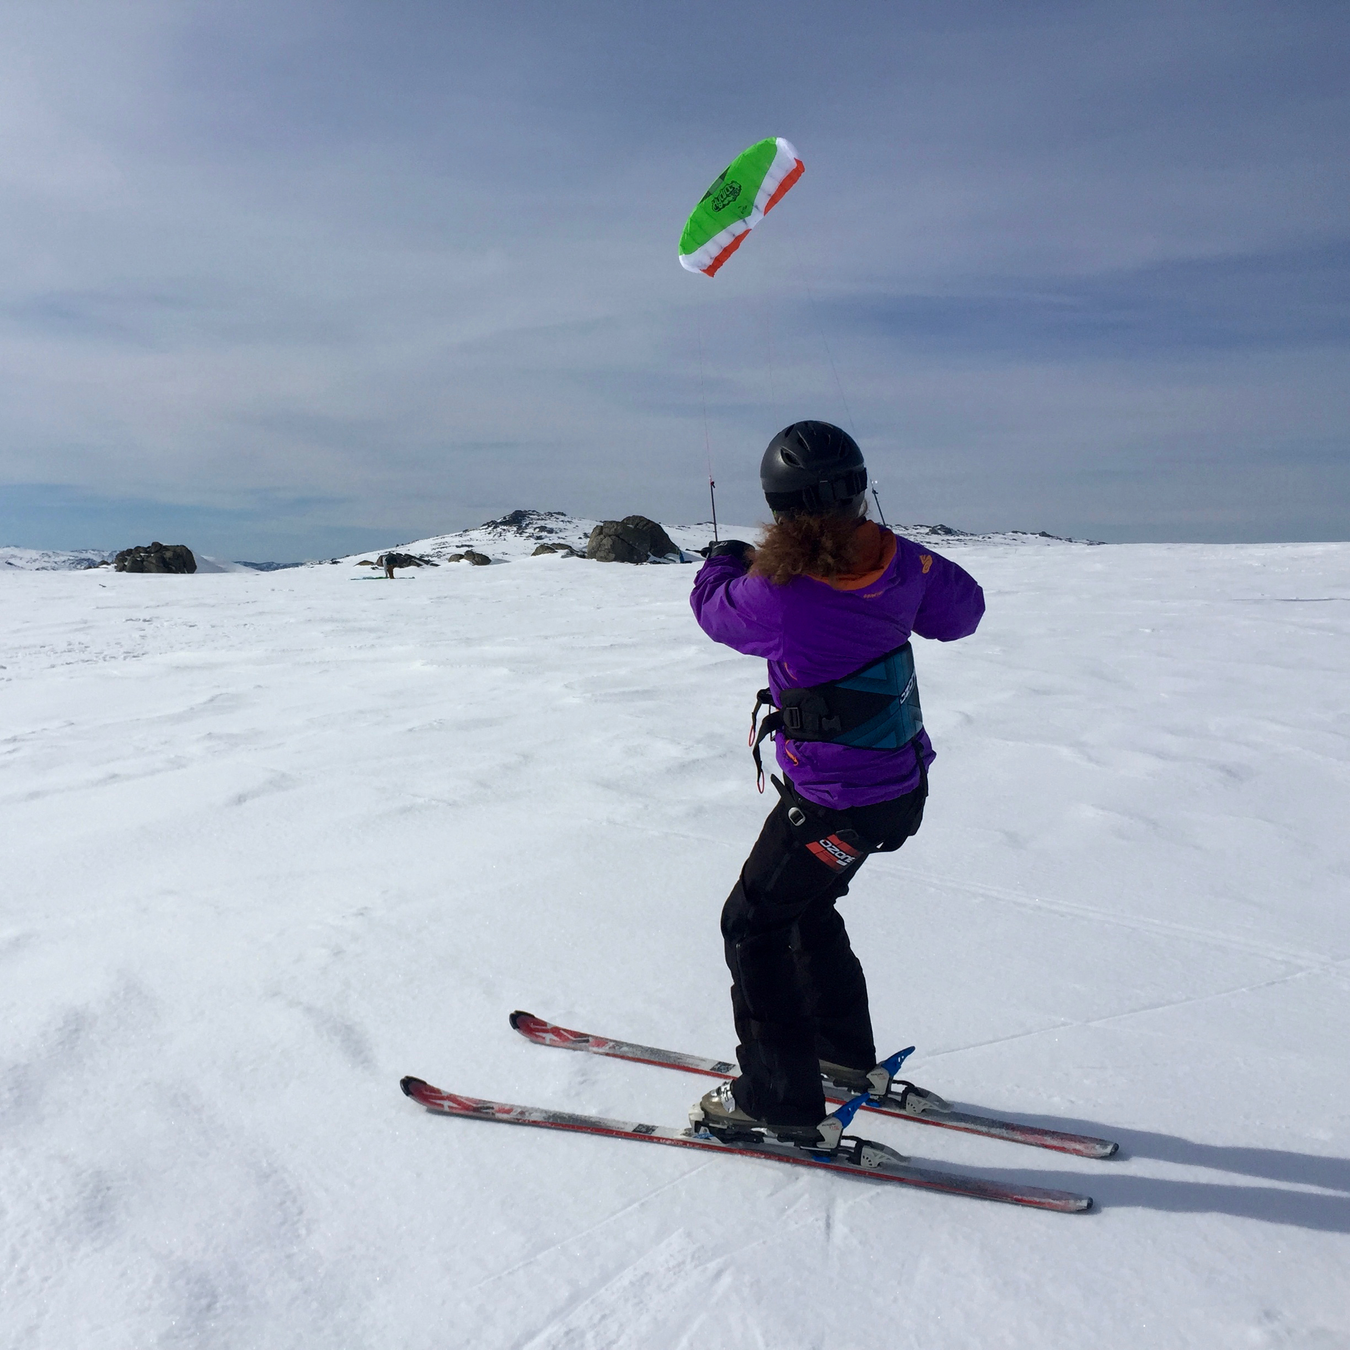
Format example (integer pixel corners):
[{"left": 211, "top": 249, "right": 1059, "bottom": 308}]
[
  {"left": 510, "top": 1011, "right": 1118, "bottom": 1160},
  {"left": 399, "top": 1077, "right": 1093, "bottom": 1212}
]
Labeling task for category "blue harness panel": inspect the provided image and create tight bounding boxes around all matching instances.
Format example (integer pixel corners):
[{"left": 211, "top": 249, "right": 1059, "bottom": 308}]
[
  {"left": 749, "top": 643, "right": 925, "bottom": 786},
  {"left": 828, "top": 644, "right": 923, "bottom": 749}
]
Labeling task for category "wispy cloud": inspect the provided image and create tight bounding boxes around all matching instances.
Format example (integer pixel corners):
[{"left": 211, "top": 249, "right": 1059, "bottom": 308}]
[{"left": 1, "top": 0, "right": 1346, "bottom": 557}]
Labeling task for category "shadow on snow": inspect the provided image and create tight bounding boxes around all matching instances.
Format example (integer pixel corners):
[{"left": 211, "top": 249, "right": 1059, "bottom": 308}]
[{"left": 940, "top": 1105, "right": 1350, "bottom": 1232}]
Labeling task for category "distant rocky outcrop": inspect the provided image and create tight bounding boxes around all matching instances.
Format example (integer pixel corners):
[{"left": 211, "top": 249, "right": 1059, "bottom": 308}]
[
  {"left": 586, "top": 516, "right": 679, "bottom": 564},
  {"left": 532, "top": 543, "right": 580, "bottom": 557},
  {"left": 479, "top": 509, "right": 575, "bottom": 539},
  {"left": 114, "top": 542, "right": 196, "bottom": 574}
]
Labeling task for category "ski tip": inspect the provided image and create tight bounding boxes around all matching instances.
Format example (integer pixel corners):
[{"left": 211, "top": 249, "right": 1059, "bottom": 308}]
[
  {"left": 400, "top": 1076, "right": 428, "bottom": 1099},
  {"left": 1096, "top": 1141, "right": 1120, "bottom": 1159},
  {"left": 1028, "top": 1188, "right": 1094, "bottom": 1213},
  {"left": 509, "top": 1010, "right": 534, "bottom": 1032}
]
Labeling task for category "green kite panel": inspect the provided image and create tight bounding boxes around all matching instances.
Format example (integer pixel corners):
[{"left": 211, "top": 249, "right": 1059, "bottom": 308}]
[{"left": 679, "top": 137, "right": 804, "bottom": 277}]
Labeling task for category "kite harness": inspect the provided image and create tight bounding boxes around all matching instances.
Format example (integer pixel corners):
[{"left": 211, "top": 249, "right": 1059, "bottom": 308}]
[{"left": 748, "top": 643, "right": 925, "bottom": 791}]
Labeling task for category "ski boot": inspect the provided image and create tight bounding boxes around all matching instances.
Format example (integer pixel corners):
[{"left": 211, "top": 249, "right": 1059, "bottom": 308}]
[
  {"left": 819, "top": 1057, "right": 952, "bottom": 1117},
  {"left": 690, "top": 1081, "right": 845, "bottom": 1150},
  {"left": 691, "top": 1082, "right": 914, "bottom": 1170}
]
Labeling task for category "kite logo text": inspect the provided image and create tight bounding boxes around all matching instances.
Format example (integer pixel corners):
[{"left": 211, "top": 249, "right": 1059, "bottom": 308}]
[{"left": 710, "top": 180, "right": 743, "bottom": 212}]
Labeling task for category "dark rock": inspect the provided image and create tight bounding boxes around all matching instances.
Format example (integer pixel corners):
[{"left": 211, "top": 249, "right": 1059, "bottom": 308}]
[
  {"left": 532, "top": 543, "right": 579, "bottom": 557},
  {"left": 586, "top": 515, "right": 678, "bottom": 564},
  {"left": 587, "top": 527, "right": 645, "bottom": 564},
  {"left": 114, "top": 542, "right": 196, "bottom": 574},
  {"left": 445, "top": 551, "right": 491, "bottom": 566}
]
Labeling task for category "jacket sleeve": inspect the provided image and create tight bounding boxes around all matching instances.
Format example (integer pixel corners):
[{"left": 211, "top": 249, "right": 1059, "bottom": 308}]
[
  {"left": 689, "top": 555, "right": 785, "bottom": 659},
  {"left": 911, "top": 550, "right": 985, "bottom": 641}
]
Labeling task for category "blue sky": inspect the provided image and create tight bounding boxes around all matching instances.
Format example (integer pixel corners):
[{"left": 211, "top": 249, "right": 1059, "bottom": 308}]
[{"left": 1, "top": 0, "right": 1346, "bottom": 559}]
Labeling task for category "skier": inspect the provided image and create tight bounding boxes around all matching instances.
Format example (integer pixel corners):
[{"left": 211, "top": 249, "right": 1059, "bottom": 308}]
[{"left": 689, "top": 421, "right": 986, "bottom": 1146}]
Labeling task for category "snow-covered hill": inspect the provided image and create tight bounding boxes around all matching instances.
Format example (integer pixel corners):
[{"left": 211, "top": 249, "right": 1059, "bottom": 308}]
[
  {"left": 193, "top": 556, "right": 264, "bottom": 573},
  {"left": 334, "top": 508, "right": 713, "bottom": 565},
  {"left": 4, "top": 541, "right": 1348, "bottom": 1348},
  {"left": 2, "top": 512, "right": 1099, "bottom": 576},
  {"left": 1, "top": 547, "right": 284, "bottom": 573},
  {"left": 333, "top": 508, "right": 1101, "bottom": 566},
  {"left": 1, "top": 545, "right": 115, "bottom": 570}
]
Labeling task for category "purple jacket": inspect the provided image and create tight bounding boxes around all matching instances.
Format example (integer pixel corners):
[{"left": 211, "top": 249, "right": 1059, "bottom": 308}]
[{"left": 690, "top": 532, "right": 985, "bottom": 808}]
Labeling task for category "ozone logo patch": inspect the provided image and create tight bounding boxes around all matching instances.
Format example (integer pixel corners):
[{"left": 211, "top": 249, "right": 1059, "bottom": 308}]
[{"left": 806, "top": 834, "right": 863, "bottom": 872}]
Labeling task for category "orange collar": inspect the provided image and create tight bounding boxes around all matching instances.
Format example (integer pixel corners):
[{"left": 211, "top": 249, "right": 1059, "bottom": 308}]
[{"left": 808, "top": 521, "right": 897, "bottom": 591}]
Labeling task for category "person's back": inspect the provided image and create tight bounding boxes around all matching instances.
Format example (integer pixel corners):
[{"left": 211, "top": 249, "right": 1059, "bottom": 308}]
[
  {"left": 686, "top": 421, "right": 985, "bottom": 1140},
  {"left": 692, "top": 516, "right": 984, "bottom": 808}
]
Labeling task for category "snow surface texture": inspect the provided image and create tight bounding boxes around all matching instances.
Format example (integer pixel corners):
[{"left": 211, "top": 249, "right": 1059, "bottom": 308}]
[{"left": 3, "top": 537, "right": 1349, "bottom": 1349}]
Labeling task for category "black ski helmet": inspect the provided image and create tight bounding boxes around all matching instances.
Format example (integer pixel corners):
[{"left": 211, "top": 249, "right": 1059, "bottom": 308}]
[{"left": 760, "top": 421, "right": 867, "bottom": 518}]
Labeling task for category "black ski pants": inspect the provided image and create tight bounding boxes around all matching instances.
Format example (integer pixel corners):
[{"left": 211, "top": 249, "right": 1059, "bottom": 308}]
[{"left": 722, "top": 776, "right": 925, "bottom": 1126}]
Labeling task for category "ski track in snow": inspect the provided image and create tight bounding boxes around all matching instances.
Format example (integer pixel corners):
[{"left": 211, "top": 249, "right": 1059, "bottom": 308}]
[{"left": 2, "top": 538, "right": 1350, "bottom": 1349}]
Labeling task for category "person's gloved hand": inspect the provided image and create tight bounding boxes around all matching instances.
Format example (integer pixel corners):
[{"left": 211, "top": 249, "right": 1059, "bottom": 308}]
[{"left": 705, "top": 539, "right": 756, "bottom": 564}]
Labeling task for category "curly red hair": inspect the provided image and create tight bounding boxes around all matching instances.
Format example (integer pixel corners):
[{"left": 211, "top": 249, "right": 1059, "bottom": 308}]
[{"left": 749, "top": 506, "right": 871, "bottom": 586}]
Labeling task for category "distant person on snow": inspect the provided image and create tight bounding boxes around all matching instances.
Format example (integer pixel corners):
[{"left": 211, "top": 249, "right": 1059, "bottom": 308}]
[{"left": 688, "top": 421, "right": 985, "bottom": 1146}]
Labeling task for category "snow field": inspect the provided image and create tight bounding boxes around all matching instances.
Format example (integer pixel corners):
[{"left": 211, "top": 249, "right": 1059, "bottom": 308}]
[{"left": 2, "top": 541, "right": 1349, "bottom": 1349}]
